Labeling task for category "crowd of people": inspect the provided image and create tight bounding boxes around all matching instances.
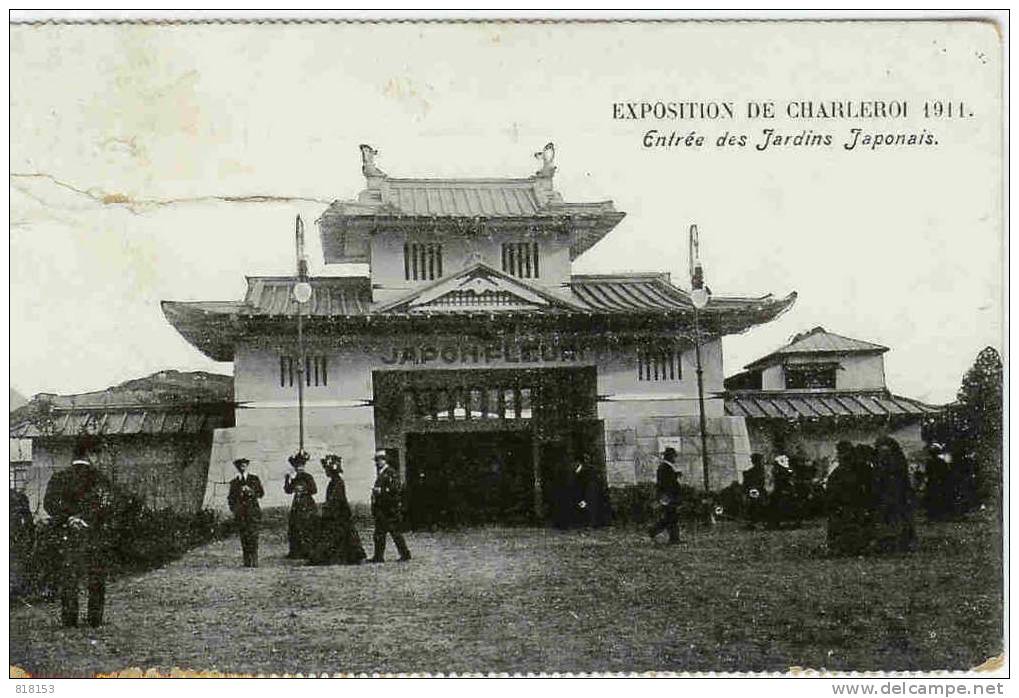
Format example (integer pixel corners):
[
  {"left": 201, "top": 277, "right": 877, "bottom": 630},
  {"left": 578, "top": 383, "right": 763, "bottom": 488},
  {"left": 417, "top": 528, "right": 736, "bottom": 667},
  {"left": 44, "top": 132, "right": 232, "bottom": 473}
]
[
  {"left": 11, "top": 431, "right": 977, "bottom": 628},
  {"left": 643, "top": 434, "right": 966, "bottom": 556}
]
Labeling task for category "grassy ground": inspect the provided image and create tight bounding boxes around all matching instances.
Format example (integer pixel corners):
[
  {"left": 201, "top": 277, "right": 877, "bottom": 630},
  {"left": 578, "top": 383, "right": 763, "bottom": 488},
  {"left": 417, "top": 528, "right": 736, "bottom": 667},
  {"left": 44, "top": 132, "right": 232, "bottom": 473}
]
[{"left": 9, "top": 513, "right": 1002, "bottom": 676}]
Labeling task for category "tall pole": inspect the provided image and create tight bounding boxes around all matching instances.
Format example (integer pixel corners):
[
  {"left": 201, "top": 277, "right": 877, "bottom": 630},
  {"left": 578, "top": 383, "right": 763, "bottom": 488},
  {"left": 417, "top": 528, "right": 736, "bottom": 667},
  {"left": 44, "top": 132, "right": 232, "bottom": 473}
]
[
  {"left": 688, "top": 223, "right": 712, "bottom": 504},
  {"left": 693, "top": 307, "right": 710, "bottom": 493},
  {"left": 297, "top": 303, "right": 305, "bottom": 452},
  {"left": 292, "top": 214, "right": 311, "bottom": 454}
]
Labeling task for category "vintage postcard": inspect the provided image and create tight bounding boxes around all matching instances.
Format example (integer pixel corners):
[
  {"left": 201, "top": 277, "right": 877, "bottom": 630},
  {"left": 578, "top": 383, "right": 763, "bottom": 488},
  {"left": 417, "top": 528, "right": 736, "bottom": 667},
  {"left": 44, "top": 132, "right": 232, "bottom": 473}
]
[{"left": 8, "top": 14, "right": 1006, "bottom": 681}]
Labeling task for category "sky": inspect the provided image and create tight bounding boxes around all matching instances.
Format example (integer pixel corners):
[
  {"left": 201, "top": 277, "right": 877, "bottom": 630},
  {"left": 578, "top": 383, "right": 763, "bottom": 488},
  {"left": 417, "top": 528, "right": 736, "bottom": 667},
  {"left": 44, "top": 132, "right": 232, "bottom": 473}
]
[{"left": 9, "top": 21, "right": 1004, "bottom": 405}]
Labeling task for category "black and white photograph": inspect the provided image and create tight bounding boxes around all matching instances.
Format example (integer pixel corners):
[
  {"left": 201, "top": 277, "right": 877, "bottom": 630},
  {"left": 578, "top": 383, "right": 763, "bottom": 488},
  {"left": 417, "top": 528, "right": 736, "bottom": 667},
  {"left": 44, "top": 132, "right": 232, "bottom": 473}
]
[{"left": 8, "top": 13, "right": 1006, "bottom": 681}]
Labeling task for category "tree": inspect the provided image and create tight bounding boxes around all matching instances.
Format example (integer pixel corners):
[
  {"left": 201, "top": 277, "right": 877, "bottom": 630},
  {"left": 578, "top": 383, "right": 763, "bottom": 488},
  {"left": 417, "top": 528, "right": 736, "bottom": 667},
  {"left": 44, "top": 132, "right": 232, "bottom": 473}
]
[{"left": 954, "top": 347, "right": 1004, "bottom": 508}]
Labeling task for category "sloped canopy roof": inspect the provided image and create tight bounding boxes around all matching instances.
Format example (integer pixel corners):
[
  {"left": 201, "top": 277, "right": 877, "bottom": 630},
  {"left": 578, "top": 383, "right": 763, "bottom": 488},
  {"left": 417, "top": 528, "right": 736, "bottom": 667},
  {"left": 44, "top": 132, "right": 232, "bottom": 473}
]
[
  {"left": 724, "top": 390, "right": 939, "bottom": 421},
  {"left": 745, "top": 326, "right": 889, "bottom": 370}
]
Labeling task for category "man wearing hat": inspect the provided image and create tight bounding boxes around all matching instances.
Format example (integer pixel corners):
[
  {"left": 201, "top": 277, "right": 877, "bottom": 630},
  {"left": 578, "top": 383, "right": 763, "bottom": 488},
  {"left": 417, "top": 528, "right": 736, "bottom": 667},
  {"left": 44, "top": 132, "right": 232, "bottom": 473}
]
[
  {"left": 768, "top": 453, "right": 797, "bottom": 529},
  {"left": 284, "top": 450, "right": 318, "bottom": 559},
  {"left": 742, "top": 453, "right": 768, "bottom": 530},
  {"left": 370, "top": 450, "right": 411, "bottom": 562},
  {"left": 648, "top": 446, "right": 682, "bottom": 544},
  {"left": 227, "top": 457, "right": 264, "bottom": 567},
  {"left": 42, "top": 435, "right": 114, "bottom": 627}
]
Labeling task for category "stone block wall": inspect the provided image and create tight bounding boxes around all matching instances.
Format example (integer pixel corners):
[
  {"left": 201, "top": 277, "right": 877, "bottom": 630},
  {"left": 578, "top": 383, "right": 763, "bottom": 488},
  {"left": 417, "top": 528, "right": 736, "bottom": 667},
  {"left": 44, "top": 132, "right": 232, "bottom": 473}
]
[{"left": 605, "top": 415, "right": 752, "bottom": 491}]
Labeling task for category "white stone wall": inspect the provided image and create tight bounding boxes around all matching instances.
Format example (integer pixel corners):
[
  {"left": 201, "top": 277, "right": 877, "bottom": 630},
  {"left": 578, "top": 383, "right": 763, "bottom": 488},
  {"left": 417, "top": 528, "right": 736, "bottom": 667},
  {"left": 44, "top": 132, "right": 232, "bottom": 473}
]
[
  {"left": 235, "top": 336, "right": 725, "bottom": 408},
  {"left": 226, "top": 334, "right": 733, "bottom": 504}
]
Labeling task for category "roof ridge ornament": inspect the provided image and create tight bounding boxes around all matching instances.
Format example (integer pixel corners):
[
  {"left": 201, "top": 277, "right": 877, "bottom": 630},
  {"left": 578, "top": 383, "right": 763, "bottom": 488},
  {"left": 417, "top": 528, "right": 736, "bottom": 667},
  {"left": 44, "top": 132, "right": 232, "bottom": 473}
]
[
  {"left": 359, "top": 144, "right": 387, "bottom": 179},
  {"left": 533, "top": 142, "right": 556, "bottom": 178}
]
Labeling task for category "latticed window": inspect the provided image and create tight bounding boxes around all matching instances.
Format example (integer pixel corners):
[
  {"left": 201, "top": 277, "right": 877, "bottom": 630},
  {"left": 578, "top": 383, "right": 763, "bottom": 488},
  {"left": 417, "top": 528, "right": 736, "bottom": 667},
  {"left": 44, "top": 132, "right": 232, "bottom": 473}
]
[
  {"left": 404, "top": 242, "right": 443, "bottom": 280},
  {"left": 637, "top": 347, "right": 682, "bottom": 381},
  {"left": 280, "top": 355, "right": 329, "bottom": 387},
  {"left": 784, "top": 364, "right": 836, "bottom": 389},
  {"left": 411, "top": 385, "right": 534, "bottom": 421},
  {"left": 502, "top": 242, "right": 540, "bottom": 279}
]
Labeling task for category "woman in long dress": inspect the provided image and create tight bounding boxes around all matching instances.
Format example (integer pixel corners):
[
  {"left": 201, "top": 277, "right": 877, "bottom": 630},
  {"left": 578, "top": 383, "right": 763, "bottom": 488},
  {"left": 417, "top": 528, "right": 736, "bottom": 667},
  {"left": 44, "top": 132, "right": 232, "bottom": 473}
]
[
  {"left": 872, "top": 436, "right": 917, "bottom": 553},
  {"left": 827, "top": 441, "right": 868, "bottom": 555},
  {"left": 310, "top": 455, "right": 366, "bottom": 566},
  {"left": 284, "top": 451, "right": 318, "bottom": 559}
]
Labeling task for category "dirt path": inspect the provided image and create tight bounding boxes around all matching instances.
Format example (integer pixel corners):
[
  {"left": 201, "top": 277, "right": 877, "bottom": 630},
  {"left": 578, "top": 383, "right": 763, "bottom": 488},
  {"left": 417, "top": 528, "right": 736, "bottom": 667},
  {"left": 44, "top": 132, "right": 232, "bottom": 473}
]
[{"left": 9, "top": 518, "right": 1002, "bottom": 676}]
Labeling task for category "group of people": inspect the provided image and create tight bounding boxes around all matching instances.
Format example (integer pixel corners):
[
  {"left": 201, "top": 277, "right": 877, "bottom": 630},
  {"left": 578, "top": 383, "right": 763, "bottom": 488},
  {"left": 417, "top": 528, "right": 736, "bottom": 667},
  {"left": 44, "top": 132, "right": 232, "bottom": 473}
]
[
  {"left": 740, "top": 452, "right": 809, "bottom": 530},
  {"left": 740, "top": 450, "right": 837, "bottom": 529},
  {"left": 17, "top": 430, "right": 950, "bottom": 629},
  {"left": 24, "top": 438, "right": 414, "bottom": 629},
  {"left": 226, "top": 448, "right": 411, "bottom": 570},
  {"left": 738, "top": 437, "right": 920, "bottom": 555},
  {"left": 645, "top": 436, "right": 925, "bottom": 557},
  {"left": 823, "top": 438, "right": 919, "bottom": 555}
]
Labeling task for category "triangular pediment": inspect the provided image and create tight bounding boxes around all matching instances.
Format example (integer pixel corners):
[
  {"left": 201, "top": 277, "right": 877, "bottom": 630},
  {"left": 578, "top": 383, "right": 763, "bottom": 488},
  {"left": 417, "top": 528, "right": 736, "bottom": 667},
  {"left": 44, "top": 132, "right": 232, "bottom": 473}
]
[{"left": 377, "top": 263, "right": 581, "bottom": 315}]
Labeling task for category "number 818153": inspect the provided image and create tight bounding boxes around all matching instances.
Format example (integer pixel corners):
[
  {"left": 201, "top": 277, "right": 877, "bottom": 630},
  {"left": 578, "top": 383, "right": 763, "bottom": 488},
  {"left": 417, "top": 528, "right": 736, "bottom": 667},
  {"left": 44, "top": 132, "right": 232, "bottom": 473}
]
[{"left": 16, "top": 685, "right": 54, "bottom": 693}]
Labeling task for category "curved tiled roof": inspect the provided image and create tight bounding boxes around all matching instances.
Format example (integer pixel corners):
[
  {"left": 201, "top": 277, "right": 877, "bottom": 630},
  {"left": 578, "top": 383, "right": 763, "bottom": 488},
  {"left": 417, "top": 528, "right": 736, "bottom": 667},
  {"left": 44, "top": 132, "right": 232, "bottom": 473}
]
[
  {"left": 318, "top": 155, "right": 627, "bottom": 263},
  {"left": 162, "top": 272, "right": 797, "bottom": 361},
  {"left": 241, "top": 276, "right": 372, "bottom": 317},
  {"left": 569, "top": 273, "right": 796, "bottom": 316},
  {"left": 384, "top": 179, "right": 543, "bottom": 217}
]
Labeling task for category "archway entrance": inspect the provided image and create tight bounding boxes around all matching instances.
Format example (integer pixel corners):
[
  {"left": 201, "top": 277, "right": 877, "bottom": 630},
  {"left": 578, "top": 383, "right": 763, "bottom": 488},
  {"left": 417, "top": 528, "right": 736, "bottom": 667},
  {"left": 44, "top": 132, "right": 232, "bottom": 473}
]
[{"left": 372, "top": 366, "right": 604, "bottom": 527}]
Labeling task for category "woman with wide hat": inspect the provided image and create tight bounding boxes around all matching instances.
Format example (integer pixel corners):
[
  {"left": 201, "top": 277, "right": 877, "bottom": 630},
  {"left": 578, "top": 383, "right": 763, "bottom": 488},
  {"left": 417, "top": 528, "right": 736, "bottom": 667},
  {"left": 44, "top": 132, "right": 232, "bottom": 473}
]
[
  {"left": 310, "top": 454, "right": 366, "bottom": 565},
  {"left": 284, "top": 450, "right": 318, "bottom": 559}
]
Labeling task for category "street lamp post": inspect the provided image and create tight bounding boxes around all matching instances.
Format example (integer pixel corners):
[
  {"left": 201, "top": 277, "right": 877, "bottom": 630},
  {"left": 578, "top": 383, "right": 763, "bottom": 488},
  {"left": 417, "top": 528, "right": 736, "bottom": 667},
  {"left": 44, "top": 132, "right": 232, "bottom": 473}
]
[
  {"left": 689, "top": 224, "right": 712, "bottom": 520},
  {"left": 292, "top": 215, "right": 313, "bottom": 453},
  {"left": 691, "top": 289, "right": 710, "bottom": 494}
]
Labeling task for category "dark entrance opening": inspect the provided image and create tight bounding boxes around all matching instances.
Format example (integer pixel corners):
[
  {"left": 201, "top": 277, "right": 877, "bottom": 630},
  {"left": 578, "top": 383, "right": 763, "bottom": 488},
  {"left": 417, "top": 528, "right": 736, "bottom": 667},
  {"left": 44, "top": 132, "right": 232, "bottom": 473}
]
[
  {"left": 372, "top": 366, "right": 605, "bottom": 528},
  {"left": 405, "top": 431, "right": 534, "bottom": 528}
]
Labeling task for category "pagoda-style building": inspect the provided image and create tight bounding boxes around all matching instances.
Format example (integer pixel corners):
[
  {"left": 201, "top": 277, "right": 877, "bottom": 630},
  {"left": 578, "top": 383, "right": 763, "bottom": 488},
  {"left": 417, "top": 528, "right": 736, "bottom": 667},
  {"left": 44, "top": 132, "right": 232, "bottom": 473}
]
[
  {"left": 724, "top": 327, "right": 938, "bottom": 462},
  {"left": 163, "top": 144, "right": 795, "bottom": 523}
]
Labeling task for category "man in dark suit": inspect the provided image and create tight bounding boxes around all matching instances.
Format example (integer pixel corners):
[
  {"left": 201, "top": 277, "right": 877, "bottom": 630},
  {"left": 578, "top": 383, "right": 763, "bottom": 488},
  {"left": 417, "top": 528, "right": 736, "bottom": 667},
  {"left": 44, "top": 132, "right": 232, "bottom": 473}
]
[
  {"left": 43, "top": 436, "right": 113, "bottom": 627},
  {"left": 370, "top": 450, "right": 411, "bottom": 563},
  {"left": 767, "top": 454, "right": 797, "bottom": 529},
  {"left": 648, "top": 447, "right": 682, "bottom": 544},
  {"left": 742, "top": 453, "right": 767, "bottom": 530},
  {"left": 227, "top": 457, "right": 264, "bottom": 568}
]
